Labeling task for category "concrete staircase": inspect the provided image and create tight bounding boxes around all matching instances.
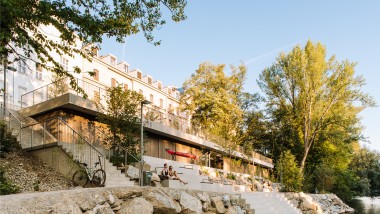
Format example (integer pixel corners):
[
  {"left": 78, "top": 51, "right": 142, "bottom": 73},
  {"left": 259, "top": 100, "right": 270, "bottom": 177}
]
[
  {"left": 103, "top": 161, "right": 135, "bottom": 187},
  {"left": 144, "top": 156, "right": 252, "bottom": 193},
  {"left": 3, "top": 108, "right": 135, "bottom": 187},
  {"left": 240, "top": 192, "right": 302, "bottom": 214}
]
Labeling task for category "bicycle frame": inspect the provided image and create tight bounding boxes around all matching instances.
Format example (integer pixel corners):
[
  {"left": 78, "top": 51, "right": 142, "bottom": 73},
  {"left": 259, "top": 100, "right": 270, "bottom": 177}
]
[{"left": 73, "top": 155, "right": 106, "bottom": 187}]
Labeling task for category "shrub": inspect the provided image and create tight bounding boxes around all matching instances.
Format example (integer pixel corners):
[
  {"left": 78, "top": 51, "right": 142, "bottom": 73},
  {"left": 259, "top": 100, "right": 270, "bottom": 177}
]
[
  {"left": 33, "top": 180, "right": 40, "bottom": 191},
  {"left": 226, "top": 173, "right": 236, "bottom": 180},
  {"left": 0, "top": 168, "right": 19, "bottom": 195},
  {"left": 276, "top": 150, "right": 303, "bottom": 192},
  {"left": 0, "top": 121, "right": 21, "bottom": 157}
]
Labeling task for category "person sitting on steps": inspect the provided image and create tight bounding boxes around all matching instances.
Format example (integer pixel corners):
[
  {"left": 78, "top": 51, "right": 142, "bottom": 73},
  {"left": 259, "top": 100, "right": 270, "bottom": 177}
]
[
  {"left": 168, "top": 165, "right": 188, "bottom": 185},
  {"left": 159, "top": 163, "right": 169, "bottom": 180}
]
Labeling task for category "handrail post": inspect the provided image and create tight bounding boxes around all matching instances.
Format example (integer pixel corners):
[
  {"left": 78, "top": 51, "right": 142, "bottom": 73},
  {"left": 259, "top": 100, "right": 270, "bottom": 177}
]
[
  {"left": 43, "top": 122, "right": 46, "bottom": 145},
  {"left": 19, "top": 121, "right": 22, "bottom": 143},
  {"left": 31, "top": 126, "right": 33, "bottom": 148},
  {"left": 73, "top": 129, "right": 75, "bottom": 161},
  {"left": 125, "top": 150, "right": 127, "bottom": 168}
]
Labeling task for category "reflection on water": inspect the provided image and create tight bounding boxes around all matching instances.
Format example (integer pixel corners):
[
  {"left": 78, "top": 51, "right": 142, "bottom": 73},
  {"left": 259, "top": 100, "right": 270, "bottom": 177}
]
[{"left": 348, "top": 197, "right": 380, "bottom": 214}]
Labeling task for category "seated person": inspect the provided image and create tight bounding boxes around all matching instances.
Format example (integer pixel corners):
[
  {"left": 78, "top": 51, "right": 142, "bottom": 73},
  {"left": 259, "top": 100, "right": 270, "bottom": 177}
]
[
  {"left": 168, "top": 165, "right": 188, "bottom": 184},
  {"left": 159, "top": 163, "right": 169, "bottom": 180}
]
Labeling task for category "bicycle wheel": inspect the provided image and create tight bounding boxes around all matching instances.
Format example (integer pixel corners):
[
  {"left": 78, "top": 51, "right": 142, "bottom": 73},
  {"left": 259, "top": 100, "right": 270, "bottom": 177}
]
[
  {"left": 72, "top": 170, "right": 89, "bottom": 187},
  {"left": 91, "top": 169, "right": 106, "bottom": 187}
]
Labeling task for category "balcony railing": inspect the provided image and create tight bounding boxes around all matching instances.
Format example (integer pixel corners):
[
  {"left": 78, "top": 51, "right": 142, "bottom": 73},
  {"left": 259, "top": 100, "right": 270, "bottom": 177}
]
[
  {"left": 20, "top": 78, "right": 107, "bottom": 108},
  {"left": 20, "top": 77, "right": 273, "bottom": 166}
]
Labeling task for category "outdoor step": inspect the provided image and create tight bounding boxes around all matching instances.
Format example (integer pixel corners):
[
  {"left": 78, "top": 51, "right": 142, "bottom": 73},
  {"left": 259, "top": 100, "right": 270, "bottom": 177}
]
[
  {"left": 241, "top": 192, "right": 301, "bottom": 214},
  {"left": 105, "top": 180, "right": 135, "bottom": 187}
]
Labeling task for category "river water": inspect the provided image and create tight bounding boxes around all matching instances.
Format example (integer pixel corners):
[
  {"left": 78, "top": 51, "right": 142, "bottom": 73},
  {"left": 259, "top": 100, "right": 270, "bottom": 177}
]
[{"left": 347, "top": 197, "right": 380, "bottom": 214}]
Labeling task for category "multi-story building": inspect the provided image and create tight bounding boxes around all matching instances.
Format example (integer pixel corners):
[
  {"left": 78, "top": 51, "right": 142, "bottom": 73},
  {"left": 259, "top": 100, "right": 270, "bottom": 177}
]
[{"left": 1, "top": 25, "right": 273, "bottom": 190}]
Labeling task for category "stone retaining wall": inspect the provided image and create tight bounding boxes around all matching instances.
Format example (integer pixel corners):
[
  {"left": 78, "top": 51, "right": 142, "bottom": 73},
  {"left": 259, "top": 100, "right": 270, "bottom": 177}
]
[
  {"left": 284, "top": 192, "right": 355, "bottom": 214},
  {"left": 0, "top": 186, "right": 249, "bottom": 214}
]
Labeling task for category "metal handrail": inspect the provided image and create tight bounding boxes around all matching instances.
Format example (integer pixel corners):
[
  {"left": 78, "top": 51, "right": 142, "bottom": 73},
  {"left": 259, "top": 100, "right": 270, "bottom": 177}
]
[
  {"left": 20, "top": 77, "right": 107, "bottom": 108},
  {"left": 94, "top": 126, "right": 140, "bottom": 165},
  {"left": 20, "top": 117, "right": 106, "bottom": 171},
  {"left": 5, "top": 108, "right": 24, "bottom": 126},
  {"left": 57, "top": 118, "right": 105, "bottom": 156},
  {"left": 0, "top": 104, "right": 23, "bottom": 141}
]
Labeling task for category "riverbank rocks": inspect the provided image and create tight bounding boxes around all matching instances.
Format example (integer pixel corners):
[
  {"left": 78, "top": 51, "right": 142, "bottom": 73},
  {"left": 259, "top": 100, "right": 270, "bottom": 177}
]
[
  {"left": 125, "top": 166, "right": 140, "bottom": 180},
  {"left": 309, "top": 194, "right": 355, "bottom": 214},
  {"left": 211, "top": 196, "right": 226, "bottom": 213},
  {"left": 118, "top": 197, "right": 153, "bottom": 214},
  {"left": 0, "top": 187, "right": 250, "bottom": 214},
  {"left": 284, "top": 192, "right": 355, "bottom": 214},
  {"left": 143, "top": 189, "right": 181, "bottom": 213},
  {"left": 151, "top": 172, "right": 161, "bottom": 182},
  {"left": 179, "top": 192, "right": 203, "bottom": 214}
]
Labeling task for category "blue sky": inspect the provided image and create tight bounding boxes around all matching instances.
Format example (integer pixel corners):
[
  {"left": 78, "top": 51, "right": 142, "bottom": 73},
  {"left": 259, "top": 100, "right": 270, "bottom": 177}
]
[{"left": 100, "top": 1, "right": 380, "bottom": 151}]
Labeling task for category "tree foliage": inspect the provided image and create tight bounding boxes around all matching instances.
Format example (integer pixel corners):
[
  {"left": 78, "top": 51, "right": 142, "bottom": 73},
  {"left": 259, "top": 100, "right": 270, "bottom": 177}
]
[
  {"left": 0, "top": 0, "right": 187, "bottom": 92},
  {"left": 258, "top": 40, "right": 375, "bottom": 173},
  {"left": 180, "top": 62, "right": 248, "bottom": 150},
  {"left": 276, "top": 150, "right": 303, "bottom": 192},
  {"left": 0, "top": 167, "right": 20, "bottom": 195},
  {"left": 97, "top": 86, "right": 144, "bottom": 154},
  {"left": 349, "top": 147, "right": 380, "bottom": 197},
  {"left": 0, "top": 121, "right": 21, "bottom": 157}
]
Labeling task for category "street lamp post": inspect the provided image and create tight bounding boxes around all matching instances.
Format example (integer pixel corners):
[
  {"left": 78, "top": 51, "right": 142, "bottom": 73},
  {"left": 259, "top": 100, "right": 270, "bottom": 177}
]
[
  {"left": 140, "top": 100, "right": 151, "bottom": 186},
  {"left": 2, "top": 59, "right": 7, "bottom": 110},
  {"left": 2, "top": 59, "right": 17, "bottom": 111}
]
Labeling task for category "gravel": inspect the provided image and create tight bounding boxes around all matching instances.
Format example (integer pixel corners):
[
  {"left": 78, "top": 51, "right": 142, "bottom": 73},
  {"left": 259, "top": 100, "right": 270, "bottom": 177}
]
[{"left": 0, "top": 151, "right": 76, "bottom": 193}]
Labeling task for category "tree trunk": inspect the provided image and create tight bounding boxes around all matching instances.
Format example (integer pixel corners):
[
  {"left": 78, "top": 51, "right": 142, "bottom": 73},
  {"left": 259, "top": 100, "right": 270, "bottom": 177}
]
[{"left": 300, "top": 142, "right": 311, "bottom": 173}]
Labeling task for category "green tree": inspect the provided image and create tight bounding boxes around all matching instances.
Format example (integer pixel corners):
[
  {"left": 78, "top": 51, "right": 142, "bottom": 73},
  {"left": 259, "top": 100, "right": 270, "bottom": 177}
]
[
  {"left": 0, "top": 121, "right": 21, "bottom": 157},
  {"left": 0, "top": 0, "right": 187, "bottom": 93},
  {"left": 239, "top": 92, "right": 276, "bottom": 156},
  {"left": 0, "top": 167, "right": 19, "bottom": 195},
  {"left": 350, "top": 146, "right": 380, "bottom": 197},
  {"left": 258, "top": 40, "right": 375, "bottom": 173},
  {"left": 97, "top": 86, "right": 144, "bottom": 156},
  {"left": 48, "top": 74, "right": 69, "bottom": 99},
  {"left": 180, "top": 62, "right": 247, "bottom": 151},
  {"left": 276, "top": 150, "right": 303, "bottom": 192}
]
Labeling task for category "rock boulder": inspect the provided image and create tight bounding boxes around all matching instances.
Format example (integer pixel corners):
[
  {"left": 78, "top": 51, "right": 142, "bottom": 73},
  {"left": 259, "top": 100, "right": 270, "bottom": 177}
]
[
  {"left": 179, "top": 192, "right": 202, "bottom": 214},
  {"left": 118, "top": 197, "right": 153, "bottom": 214},
  {"left": 143, "top": 189, "right": 181, "bottom": 214},
  {"left": 126, "top": 166, "right": 140, "bottom": 180},
  {"left": 211, "top": 196, "right": 226, "bottom": 214}
]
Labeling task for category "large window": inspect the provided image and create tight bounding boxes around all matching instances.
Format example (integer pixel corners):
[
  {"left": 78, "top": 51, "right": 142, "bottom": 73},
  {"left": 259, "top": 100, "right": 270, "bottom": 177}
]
[
  {"left": 137, "top": 72, "right": 142, "bottom": 79},
  {"left": 160, "top": 99, "right": 163, "bottom": 108},
  {"left": 150, "top": 94, "right": 154, "bottom": 103},
  {"left": 18, "top": 58, "right": 27, "bottom": 74},
  {"left": 35, "top": 63, "right": 43, "bottom": 80},
  {"left": 60, "top": 57, "right": 69, "bottom": 71},
  {"left": 35, "top": 70, "right": 43, "bottom": 81}
]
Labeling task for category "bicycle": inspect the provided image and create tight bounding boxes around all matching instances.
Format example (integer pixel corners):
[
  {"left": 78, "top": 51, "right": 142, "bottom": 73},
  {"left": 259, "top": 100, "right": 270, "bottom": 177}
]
[{"left": 72, "top": 156, "right": 106, "bottom": 187}]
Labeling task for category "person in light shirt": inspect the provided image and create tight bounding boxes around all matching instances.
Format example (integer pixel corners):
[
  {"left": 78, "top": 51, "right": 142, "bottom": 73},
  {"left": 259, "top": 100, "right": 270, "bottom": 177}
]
[{"left": 168, "top": 165, "right": 188, "bottom": 184}]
